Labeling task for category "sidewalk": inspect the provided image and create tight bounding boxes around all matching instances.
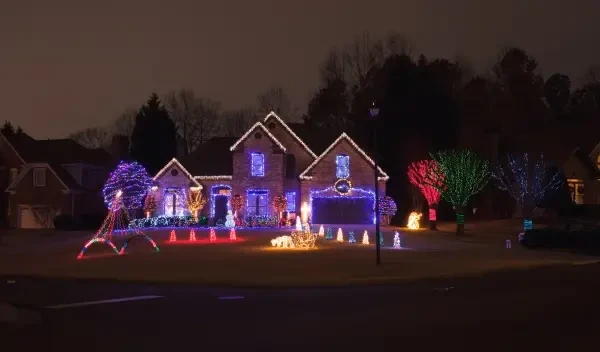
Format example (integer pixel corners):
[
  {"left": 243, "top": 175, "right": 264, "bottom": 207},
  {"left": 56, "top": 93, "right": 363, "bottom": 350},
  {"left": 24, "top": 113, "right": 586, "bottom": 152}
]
[{"left": 0, "top": 302, "right": 41, "bottom": 326}]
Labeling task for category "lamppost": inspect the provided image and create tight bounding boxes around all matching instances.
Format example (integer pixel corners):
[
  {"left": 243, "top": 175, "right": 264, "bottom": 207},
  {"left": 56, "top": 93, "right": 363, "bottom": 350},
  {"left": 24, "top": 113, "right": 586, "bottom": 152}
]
[{"left": 369, "top": 102, "right": 381, "bottom": 266}]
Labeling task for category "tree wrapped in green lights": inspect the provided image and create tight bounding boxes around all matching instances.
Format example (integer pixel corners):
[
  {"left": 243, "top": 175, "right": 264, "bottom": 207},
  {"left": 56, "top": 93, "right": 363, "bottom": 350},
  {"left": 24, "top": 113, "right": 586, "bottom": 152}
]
[
  {"left": 493, "top": 152, "right": 563, "bottom": 231},
  {"left": 428, "top": 149, "right": 490, "bottom": 236}
]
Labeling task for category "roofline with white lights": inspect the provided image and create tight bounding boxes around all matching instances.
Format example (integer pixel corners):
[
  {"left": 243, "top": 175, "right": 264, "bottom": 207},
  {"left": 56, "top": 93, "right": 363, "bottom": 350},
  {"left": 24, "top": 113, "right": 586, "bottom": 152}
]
[
  {"left": 263, "top": 111, "right": 318, "bottom": 159},
  {"left": 153, "top": 158, "right": 202, "bottom": 188},
  {"left": 229, "top": 122, "right": 287, "bottom": 152}
]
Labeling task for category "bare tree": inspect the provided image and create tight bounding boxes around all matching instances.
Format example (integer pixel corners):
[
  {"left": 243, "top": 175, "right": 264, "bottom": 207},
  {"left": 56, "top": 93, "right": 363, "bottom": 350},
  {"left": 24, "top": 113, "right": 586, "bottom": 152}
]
[
  {"left": 69, "top": 127, "right": 109, "bottom": 149},
  {"left": 257, "top": 85, "right": 291, "bottom": 117},
  {"left": 220, "top": 108, "right": 258, "bottom": 137},
  {"left": 165, "top": 88, "right": 220, "bottom": 155},
  {"left": 113, "top": 107, "right": 137, "bottom": 137}
]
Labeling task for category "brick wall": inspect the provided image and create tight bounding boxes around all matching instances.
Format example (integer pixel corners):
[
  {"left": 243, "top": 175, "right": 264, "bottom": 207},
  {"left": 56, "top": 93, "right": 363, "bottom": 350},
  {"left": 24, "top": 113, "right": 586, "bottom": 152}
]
[
  {"left": 232, "top": 130, "right": 284, "bottom": 217},
  {"left": 153, "top": 165, "right": 198, "bottom": 216},
  {"left": 264, "top": 118, "right": 314, "bottom": 175}
]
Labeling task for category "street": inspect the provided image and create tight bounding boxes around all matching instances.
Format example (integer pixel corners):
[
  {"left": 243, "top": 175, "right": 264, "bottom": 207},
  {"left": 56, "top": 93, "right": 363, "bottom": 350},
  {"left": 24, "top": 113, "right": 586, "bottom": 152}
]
[{"left": 2, "top": 262, "right": 600, "bottom": 351}]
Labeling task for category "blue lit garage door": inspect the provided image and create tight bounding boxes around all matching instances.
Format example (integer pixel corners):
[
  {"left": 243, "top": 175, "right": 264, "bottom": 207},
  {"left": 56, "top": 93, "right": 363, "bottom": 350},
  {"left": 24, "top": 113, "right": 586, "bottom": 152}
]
[{"left": 311, "top": 197, "right": 374, "bottom": 224}]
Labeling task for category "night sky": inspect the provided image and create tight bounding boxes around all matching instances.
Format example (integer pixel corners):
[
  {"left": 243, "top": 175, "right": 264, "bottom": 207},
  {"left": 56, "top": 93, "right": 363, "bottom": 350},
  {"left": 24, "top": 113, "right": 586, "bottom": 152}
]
[{"left": 2, "top": 0, "right": 599, "bottom": 139}]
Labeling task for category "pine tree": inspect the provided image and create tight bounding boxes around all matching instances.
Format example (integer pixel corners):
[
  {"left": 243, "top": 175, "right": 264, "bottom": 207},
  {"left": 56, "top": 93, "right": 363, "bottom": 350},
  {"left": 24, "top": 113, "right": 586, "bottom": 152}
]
[
  {"left": 169, "top": 230, "right": 177, "bottom": 242},
  {"left": 362, "top": 231, "right": 369, "bottom": 244},
  {"left": 348, "top": 231, "right": 356, "bottom": 244},
  {"left": 325, "top": 228, "right": 333, "bottom": 240},
  {"left": 336, "top": 228, "right": 343, "bottom": 242},
  {"left": 393, "top": 232, "right": 401, "bottom": 249}
]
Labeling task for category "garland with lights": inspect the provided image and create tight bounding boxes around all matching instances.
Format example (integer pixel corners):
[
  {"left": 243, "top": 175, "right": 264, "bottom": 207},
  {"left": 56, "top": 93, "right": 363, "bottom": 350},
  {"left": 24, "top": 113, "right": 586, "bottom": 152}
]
[
  {"left": 428, "top": 149, "right": 490, "bottom": 236},
  {"left": 129, "top": 215, "right": 208, "bottom": 229},
  {"left": 408, "top": 160, "right": 443, "bottom": 230},
  {"left": 119, "top": 233, "right": 160, "bottom": 254},
  {"left": 493, "top": 153, "right": 563, "bottom": 231},
  {"left": 102, "top": 161, "right": 153, "bottom": 211},
  {"left": 186, "top": 190, "right": 207, "bottom": 221},
  {"left": 272, "top": 195, "right": 288, "bottom": 220}
]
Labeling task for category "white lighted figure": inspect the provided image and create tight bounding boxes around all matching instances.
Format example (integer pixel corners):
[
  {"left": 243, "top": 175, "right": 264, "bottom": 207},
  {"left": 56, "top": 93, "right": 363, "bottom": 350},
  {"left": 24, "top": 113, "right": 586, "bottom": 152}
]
[
  {"left": 295, "top": 216, "right": 302, "bottom": 230},
  {"left": 225, "top": 210, "right": 235, "bottom": 228},
  {"left": 318, "top": 225, "right": 324, "bottom": 237},
  {"left": 336, "top": 228, "right": 344, "bottom": 242},
  {"left": 407, "top": 212, "right": 422, "bottom": 230},
  {"left": 271, "top": 236, "right": 294, "bottom": 248},
  {"left": 362, "top": 230, "right": 369, "bottom": 244},
  {"left": 393, "top": 232, "right": 401, "bottom": 249},
  {"left": 116, "top": 190, "right": 123, "bottom": 198},
  {"left": 301, "top": 202, "right": 310, "bottom": 223}
]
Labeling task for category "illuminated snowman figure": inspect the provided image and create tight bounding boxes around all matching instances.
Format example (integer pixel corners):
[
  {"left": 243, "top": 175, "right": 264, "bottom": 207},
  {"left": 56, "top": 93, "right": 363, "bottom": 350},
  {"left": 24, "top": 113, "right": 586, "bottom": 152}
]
[{"left": 225, "top": 210, "right": 235, "bottom": 228}]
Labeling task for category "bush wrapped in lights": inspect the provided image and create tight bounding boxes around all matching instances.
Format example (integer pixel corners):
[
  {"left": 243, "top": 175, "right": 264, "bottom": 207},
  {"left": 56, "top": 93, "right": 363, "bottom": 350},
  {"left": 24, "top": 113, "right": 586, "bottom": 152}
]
[
  {"left": 129, "top": 215, "right": 208, "bottom": 229},
  {"left": 242, "top": 215, "right": 281, "bottom": 228},
  {"left": 291, "top": 228, "right": 316, "bottom": 249},
  {"left": 103, "top": 161, "right": 153, "bottom": 211},
  {"left": 378, "top": 196, "right": 397, "bottom": 225}
]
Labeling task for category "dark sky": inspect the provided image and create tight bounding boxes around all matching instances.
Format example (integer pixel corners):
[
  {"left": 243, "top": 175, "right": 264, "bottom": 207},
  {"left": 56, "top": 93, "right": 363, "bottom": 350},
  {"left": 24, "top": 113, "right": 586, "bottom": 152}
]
[{"left": 2, "top": 0, "right": 599, "bottom": 139}]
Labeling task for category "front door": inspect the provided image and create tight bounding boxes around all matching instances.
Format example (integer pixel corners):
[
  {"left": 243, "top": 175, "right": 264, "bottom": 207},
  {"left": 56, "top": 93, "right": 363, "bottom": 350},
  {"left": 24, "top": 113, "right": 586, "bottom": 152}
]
[{"left": 214, "top": 195, "right": 228, "bottom": 223}]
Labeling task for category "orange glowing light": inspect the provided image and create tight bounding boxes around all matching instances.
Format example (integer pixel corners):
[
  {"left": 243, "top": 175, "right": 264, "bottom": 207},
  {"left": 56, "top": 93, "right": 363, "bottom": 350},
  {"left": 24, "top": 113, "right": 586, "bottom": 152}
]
[{"left": 407, "top": 212, "right": 422, "bottom": 230}]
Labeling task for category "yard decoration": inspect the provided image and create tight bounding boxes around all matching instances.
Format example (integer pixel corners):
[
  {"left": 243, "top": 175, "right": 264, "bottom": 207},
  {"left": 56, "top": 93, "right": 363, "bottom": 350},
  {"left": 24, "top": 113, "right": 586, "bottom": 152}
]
[
  {"left": 378, "top": 196, "right": 398, "bottom": 225},
  {"left": 102, "top": 161, "right": 153, "bottom": 211},
  {"left": 229, "top": 228, "right": 237, "bottom": 241},
  {"left": 272, "top": 195, "right": 287, "bottom": 222},
  {"left": 291, "top": 227, "right": 316, "bottom": 249},
  {"left": 393, "top": 232, "right": 401, "bottom": 249},
  {"left": 493, "top": 153, "right": 563, "bottom": 231},
  {"left": 379, "top": 232, "right": 384, "bottom": 246},
  {"left": 325, "top": 228, "right": 333, "bottom": 240},
  {"left": 336, "top": 228, "right": 344, "bottom": 242},
  {"left": 119, "top": 232, "right": 160, "bottom": 254},
  {"left": 143, "top": 193, "right": 157, "bottom": 219},
  {"left": 271, "top": 235, "right": 294, "bottom": 248},
  {"left": 186, "top": 190, "right": 207, "bottom": 221},
  {"left": 209, "top": 228, "right": 216, "bottom": 242},
  {"left": 362, "top": 230, "right": 369, "bottom": 244},
  {"left": 225, "top": 210, "right": 235, "bottom": 228},
  {"left": 318, "top": 225, "right": 324, "bottom": 237},
  {"left": 348, "top": 231, "right": 356, "bottom": 244},
  {"left": 428, "top": 149, "right": 490, "bottom": 236},
  {"left": 407, "top": 212, "right": 422, "bottom": 230},
  {"left": 230, "top": 194, "right": 244, "bottom": 219},
  {"left": 408, "top": 160, "right": 443, "bottom": 230},
  {"left": 189, "top": 229, "right": 196, "bottom": 242},
  {"left": 295, "top": 216, "right": 302, "bottom": 231},
  {"left": 169, "top": 230, "right": 177, "bottom": 242}
]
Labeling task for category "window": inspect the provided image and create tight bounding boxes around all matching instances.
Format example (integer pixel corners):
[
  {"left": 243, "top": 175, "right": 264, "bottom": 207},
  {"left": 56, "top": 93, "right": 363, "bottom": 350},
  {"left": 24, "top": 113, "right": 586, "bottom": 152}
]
[
  {"left": 285, "top": 192, "right": 296, "bottom": 212},
  {"left": 9, "top": 168, "right": 17, "bottom": 183},
  {"left": 247, "top": 190, "right": 268, "bottom": 216},
  {"left": 336, "top": 154, "right": 350, "bottom": 178},
  {"left": 251, "top": 153, "right": 265, "bottom": 177},
  {"left": 567, "top": 179, "right": 584, "bottom": 204},
  {"left": 33, "top": 168, "right": 46, "bottom": 187}
]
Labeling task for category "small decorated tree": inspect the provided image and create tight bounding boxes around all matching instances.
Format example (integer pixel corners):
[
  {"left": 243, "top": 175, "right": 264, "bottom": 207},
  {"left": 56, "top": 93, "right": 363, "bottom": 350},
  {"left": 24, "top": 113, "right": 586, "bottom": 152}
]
[
  {"left": 230, "top": 194, "right": 244, "bottom": 219},
  {"left": 493, "top": 153, "right": 563, "bottom": 231},
  {"left": 362, "top": 230, "right": 369, "bottom": 244},
  {"left": 408, "top": 160, "right": 444, "bottom": 230},
  {"left": 393, "top": 232, "right": 401, "bottom": 249},
  {"left": 336, "top": 228, "right": 344, "bottom": 242},
  {"left": 186, "top": 190, "right": 207, "bottom": 221},
  {"left": 103, "top": 161, "right": 153, "bottom": 211},
  {"left": 428, "top": 149, "right": 490, "bottom": 236},
  {"left": 325, "top": 228, "right": 333, "bottom": 240},
  {"left": 143, "top": 193, "right": 157, "bottom": 219},
  {"left": 272, "top": 195, "right": 287, "bottom": 222},
  {"left": 378, "top": 196, "right": 398, "bottom": 225},
  {"left": 348, "top": 231, "right": 356, "bottom": 244}
]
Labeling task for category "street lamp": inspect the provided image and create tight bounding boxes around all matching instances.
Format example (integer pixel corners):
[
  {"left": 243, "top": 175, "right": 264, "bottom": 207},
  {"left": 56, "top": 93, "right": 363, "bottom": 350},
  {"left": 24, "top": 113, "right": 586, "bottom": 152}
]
[{"left": 369, "top": 102, "right": 381, "bottom": 266}]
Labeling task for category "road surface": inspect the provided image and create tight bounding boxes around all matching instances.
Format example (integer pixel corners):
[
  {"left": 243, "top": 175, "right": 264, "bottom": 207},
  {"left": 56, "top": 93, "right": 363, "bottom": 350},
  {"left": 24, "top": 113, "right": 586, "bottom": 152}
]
[{"left": 1, "top": 262, "right": 600, "bottom": 351}]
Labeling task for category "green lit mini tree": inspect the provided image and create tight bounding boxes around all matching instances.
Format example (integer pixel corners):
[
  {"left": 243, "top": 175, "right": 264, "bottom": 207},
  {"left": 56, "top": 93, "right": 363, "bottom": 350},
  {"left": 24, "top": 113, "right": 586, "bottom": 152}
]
[{"left": 428, "top": 149, "right": 490, "bottom": 236}]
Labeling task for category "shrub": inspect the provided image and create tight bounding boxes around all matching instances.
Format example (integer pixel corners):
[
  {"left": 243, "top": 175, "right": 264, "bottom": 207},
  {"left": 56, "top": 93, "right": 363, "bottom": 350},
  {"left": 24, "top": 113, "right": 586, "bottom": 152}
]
[
  {"left": 243, "top": 215, "right": 280, "bottom": 227},
  {"left": 53, "top": 214, "right": 75, "bottom": 230},
  {"left": 520, "top": 228, "right": 600, "bottom": 255},
  {"left": 129, "top": 215, "right": 208, "bottom": 229}
]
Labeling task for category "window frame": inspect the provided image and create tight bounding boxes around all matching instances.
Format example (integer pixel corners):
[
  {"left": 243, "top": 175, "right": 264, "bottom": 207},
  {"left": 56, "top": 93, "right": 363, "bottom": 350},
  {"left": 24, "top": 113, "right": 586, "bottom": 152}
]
[
  {"left": 33, "top": 168, "right": 46, "bottom": 187},
  {"left": 285, "top": 192, "right": 296, "bottom": 212},
  {"left": 336, "top": 154, "right": 350, "bottom": 179},
  {"left": 250, "top": 152, "right": 265, "bottom": 177},
  {"left": 567, "top": 178, "right": 584, "bottom": 204},
  {"left": 247, "top": 189, "right": 268, "bottom": 216}
]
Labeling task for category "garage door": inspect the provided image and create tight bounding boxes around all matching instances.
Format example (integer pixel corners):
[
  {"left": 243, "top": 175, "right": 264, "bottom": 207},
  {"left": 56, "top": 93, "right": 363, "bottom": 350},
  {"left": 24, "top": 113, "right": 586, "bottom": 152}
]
[
  {"left": 19, "top": 207, "right": 44, "bottom": 229},
  {"left": 311, "top": 197, "right": 374, "bottom": 224}
]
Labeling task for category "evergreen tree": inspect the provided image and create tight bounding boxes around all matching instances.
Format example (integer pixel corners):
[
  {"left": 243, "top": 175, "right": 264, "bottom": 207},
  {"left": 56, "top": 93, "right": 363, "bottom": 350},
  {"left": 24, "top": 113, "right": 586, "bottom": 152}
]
[{"left": 130, "top": 93, "right": 177, "bottom": 175}]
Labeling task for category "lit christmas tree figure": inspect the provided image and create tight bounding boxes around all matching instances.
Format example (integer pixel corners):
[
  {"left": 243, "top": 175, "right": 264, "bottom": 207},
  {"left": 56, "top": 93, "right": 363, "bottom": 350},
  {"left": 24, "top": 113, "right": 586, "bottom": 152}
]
[
  {"left": 189, "top": 229, "right": 196, "bottom": 242},
  {"left": 209, "top": 228, "right": 216, "bottom": 242},
  {"left": 225, "top": 210, "right": 235, "bottom": 228},
  {"left": 362, "top": 230, "right": 369, "bottom": 244},
  {"left": 325, "top": 228, "right": 333, "bottom": 240},
  {"left": 379, "top": 232, "right": 384, "bottom": 247},
  {"left": 393, "top": 232, "right": 401, "bottom": 249},
  {"left": 169, "top": 230, "right": 177, "bottom": 242},
  {"left": 348, "top": 231, "right": 356, "bottom": 244},
  {"left": 318, "top": 225, "right": 324, "bottom": 237},
  {"left": 336, "top": 228, "right": 344, "bottom": 242},
  {"left": 229, "top": 228, "right": 236, "bottom": 241},
  {"left": 295, "top": 216, "right": 302, "bottom": 231}
]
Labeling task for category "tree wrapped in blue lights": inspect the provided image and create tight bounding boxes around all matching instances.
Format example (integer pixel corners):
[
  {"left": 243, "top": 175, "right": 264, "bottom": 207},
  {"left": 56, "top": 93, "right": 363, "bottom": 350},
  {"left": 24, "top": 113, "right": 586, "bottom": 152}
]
[
  {"left": 493, "top": 152, "right": 563, "bottom": 231},
  {"left": 428, "top": 149, "right": 490, "bottom": 236},
  {"left": 103, "top": 161, "right": 153, "bottom": 211},
  {"left": 325, "top": 228, "right": 333, "bottom": 240}
]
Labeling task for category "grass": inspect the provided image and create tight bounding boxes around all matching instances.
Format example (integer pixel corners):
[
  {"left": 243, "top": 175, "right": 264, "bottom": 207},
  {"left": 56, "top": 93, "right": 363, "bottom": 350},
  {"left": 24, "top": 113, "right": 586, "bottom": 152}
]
[{"left": 0, "top": 222, "right": 594, "bottom": 287}]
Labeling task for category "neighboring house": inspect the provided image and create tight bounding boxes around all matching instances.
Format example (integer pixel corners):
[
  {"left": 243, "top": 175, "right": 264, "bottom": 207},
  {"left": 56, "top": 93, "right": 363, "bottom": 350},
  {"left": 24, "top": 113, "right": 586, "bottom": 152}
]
[
  {"left": 150, "top": 112, "right": 389, "bottom": 224},
  {"left": 0, "top": 132, "right": 112, "bottom": 228}
]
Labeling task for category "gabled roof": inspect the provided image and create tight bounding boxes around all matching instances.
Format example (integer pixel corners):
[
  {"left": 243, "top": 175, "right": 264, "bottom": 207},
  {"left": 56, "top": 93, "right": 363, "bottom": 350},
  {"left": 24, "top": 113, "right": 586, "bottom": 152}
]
[
  {"left": 153, "top": 158, "right": 202, "bottom": 188},
  {"left": 264, "top": 112, "right": 317, "bottom": 158},
  {"left": 6, "top": 163, "right": 73, "bottom": 192},
  {"left": 299, "top": 133, "right": 390, "bottom": 181},
  {"left": 229, "top": 122, "right": 287, "bottom": 152}
]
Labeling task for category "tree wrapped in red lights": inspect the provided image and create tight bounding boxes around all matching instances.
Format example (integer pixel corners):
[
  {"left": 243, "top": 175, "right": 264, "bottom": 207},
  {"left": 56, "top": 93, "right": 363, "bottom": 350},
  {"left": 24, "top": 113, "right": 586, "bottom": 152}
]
[
  {"left": 143, "top": 193, "right": 157, "bottom": 218},
  {"left": 408, "top": 160, "right": 444, "bottom": 230},
  {"left": 272, "top": 195, "right": 287, "bottom": 222},
  {"left": 230, "top": 194, "right": 243, "bottom": 218},
  {"left": 378, "top": 196, "right": 397, "bottom": 225}
]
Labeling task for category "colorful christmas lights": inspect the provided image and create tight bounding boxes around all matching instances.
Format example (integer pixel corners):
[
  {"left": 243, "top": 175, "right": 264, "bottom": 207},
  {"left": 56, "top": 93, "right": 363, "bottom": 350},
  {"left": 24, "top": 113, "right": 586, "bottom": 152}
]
[
  {"left": 153, "top": 158, "right": 202, "bottom": 188},
  {"left": 318, "top": 225, "right": 324, "bottom": 237},
  {"left": 186, "top": 190, "right": 207, "bottom": 221},
  {"left": 272, "top": 194, "right": 287, "bottom": 219},
  {"left": 264, "top": 111, "right": 318, "bottom": 158},
  {"left": 102, "top": 161, "right": 153, "bottom": 210},
  {"left": 230, "top": 194, "right": 244, "bottom": 217},
  {"left": 407, "top": 212, "right": 422, "bottom": 230},
  {"left": 393, "top": 232, "right": 401, "bottom": 249},
  {"left": 119, "top": 233, "right": 160, "bottom": 254},
  {"left": 362, "top": 230, "right": 369, "bottom": 244},
  {"left": 129, "top": 215, "right": 208, "bottom": 229},
  {"left": 271, "top": 235, "right": 294, "bottom": 248},
  {"left": 77, "top": 238, "right": 119, "bottom": 259},
  {"left": 229, "top": 228, "right": 237, "bottom": 241},
  {"left": 408, "top": 160, "right": 443, "bottom": 229},
  {"left": 336, "top": 154, "right": 350, "bottom": 178},
  {"left": 251, "top": 152, "right": 265, "bottom": 177},
  {"left": 169, "top": 230, "right": 177, "bottom": 242},
  {"left": 348, "top": 231, "right": 356, "bottom": 244},
  {"left": 209, "top": 228, "right": 216, "bottom": 242},
  {"left": 336, "top": 228, "right": 344, "bottom": 242},
  {"left": 296, "top": 216, "right": 302, "bottom": 230},
  {"left": 144, "top": 193, "right": 157, "bottom": 218},
  {"left": 291, "top": 228, "right": 316, "bottom": 249},
  {"left": 429, "top": 208, "right": 437, "bottom": 221},
  {"left": 194, "top": 175, "right": 232, "bottom": 181},
  {"left": 309, "top": 186, "right": 376, "bottom": 224},
  {"left": 378, "top": 196, "right": 397, "bottom": 224},
  {"left": 325, "top": 228, "right": 333, "bottom": 240},
  {"left": 189, "top": 229, "right": 196, "bottom": 242}
]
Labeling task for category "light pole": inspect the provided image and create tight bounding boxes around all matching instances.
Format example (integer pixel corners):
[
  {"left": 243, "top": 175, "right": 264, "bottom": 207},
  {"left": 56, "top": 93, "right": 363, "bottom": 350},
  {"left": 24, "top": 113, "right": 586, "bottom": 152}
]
[{"left": 369, "top": 103, "right": 381, "bottom": 266}]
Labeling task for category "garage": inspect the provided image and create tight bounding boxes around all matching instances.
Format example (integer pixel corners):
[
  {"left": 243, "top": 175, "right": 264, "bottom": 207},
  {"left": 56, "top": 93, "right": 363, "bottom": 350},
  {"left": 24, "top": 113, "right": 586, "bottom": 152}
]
[
  {"left": 19, "top": 207, "right": 44, "bottom": 229},
  {"left": 311, "top": 197, "right": 374, "bottom": 224}
]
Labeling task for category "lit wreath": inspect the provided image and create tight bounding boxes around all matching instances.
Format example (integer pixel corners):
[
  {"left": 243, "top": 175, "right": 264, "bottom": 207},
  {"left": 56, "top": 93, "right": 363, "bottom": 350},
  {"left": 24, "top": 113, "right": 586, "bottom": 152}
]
[{"left": 334, "top": 179, "right": 352, "bottom": 195}]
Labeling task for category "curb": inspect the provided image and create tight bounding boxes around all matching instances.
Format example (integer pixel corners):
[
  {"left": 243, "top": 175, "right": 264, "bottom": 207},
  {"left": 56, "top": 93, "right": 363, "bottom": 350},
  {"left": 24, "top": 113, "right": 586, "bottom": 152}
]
[{"left": 0, "top": 303, "right": 41, "bottom": 326}]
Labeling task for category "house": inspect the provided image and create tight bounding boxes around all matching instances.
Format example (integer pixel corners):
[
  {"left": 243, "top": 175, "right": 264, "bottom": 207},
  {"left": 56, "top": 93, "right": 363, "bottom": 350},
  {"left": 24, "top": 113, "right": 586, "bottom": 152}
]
[
  {"left": 150, "top": 112, "right": 389, "bottom": 224},
  {"left": 0, "top": 132, "right": 112, "bottom": 228}
]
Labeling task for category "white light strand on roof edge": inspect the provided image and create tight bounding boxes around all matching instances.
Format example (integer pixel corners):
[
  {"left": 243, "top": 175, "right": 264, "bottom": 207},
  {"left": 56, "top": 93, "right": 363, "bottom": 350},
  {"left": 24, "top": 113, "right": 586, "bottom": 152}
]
[
  {"left": 153, "top": 158, "right": 202, "bottom": 188},
  {"left": 264, "top": 111, "right": 318, "bottom": 159},
  {"left": 229, "top": 122, "right": 287, "bottom": 152}
]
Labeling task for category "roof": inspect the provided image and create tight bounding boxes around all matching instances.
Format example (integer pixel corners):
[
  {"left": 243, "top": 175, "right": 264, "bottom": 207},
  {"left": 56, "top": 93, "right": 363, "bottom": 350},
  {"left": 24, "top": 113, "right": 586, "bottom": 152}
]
[
  {"left": 229, "top": 122, "right": 287, "bottom": 153},
  {"left": 264, "top": 112, "right": 318, "bottom": 158},
  {"left": 153, "top": 158, "right": 202, "bottom": 188},
  {"left": 182, "top": 137, "right": 236, "bottom": 176},
  {"left": 286, "top": 122, "right": 340, "bottom": 155}
]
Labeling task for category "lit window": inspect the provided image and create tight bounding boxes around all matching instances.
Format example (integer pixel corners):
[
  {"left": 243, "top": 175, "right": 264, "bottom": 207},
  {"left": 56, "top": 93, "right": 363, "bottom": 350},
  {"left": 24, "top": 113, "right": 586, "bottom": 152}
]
[
  {"left": 251, "top": 153, "right": 265, "bottom": 177},
  {"left": 247, "top": 190, "right": 268, "bottom": 215},
  {"left": 33, "top": 168, "right": 46, "bottom": 187},
  {"left": 336, "top": 155, "right": 350, "bottom": 178},
  {"left": 285, "top": 192, "right": 296, "bottom": 212},
  {"left": 567, "top": 179, "right": 584, "bottom": 204}
]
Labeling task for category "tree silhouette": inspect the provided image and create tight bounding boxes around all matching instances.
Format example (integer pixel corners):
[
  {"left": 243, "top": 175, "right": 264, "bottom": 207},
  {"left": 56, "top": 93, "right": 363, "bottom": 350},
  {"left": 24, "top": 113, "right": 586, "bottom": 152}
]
[{"left": 130, "top": 93, "right": 177, "bottom": 175}]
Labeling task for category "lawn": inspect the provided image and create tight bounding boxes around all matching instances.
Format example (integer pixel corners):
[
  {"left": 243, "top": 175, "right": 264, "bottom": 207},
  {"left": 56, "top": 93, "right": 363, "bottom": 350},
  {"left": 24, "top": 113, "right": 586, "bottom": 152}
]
[{"left": 0, "top": 221, "right": 594, "bottom": 287}]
